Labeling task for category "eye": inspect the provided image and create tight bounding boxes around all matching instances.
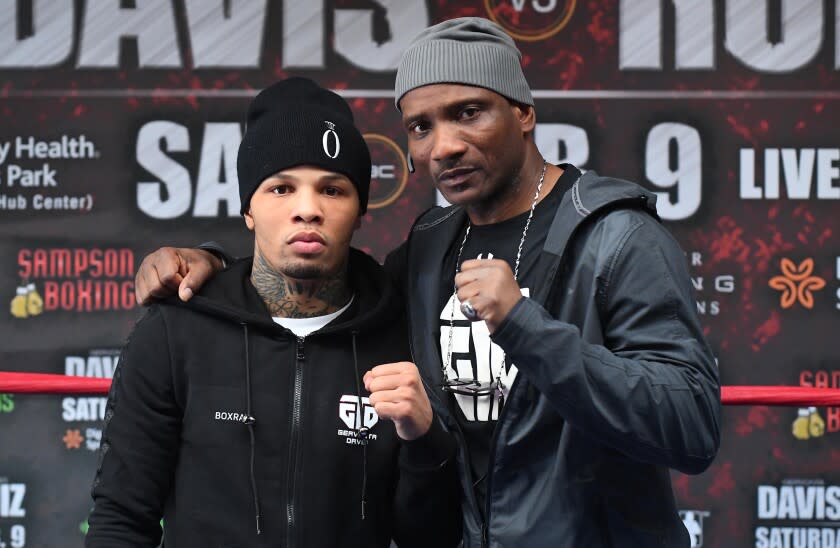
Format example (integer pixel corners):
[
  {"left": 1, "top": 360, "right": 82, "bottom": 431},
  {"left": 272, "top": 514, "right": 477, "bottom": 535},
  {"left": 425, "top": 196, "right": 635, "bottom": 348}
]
[
  {"left": 271, "top": 185, "right": 291, "bottom": 195},
  {"left": 324, "top": 186, "right": 341, "bottom": 197},
  {"left": 408, "top": 120, "right": 430, "bottom": 136},
  {"left": 459, "top": 107, "right": 480, "bottom": 120}
]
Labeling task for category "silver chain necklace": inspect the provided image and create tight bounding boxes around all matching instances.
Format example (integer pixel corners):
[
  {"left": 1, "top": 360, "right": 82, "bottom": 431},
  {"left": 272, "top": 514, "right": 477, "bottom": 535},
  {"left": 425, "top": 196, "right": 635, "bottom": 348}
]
[{"left": 442, "top": 160, "right": 548, "bottom": 387}]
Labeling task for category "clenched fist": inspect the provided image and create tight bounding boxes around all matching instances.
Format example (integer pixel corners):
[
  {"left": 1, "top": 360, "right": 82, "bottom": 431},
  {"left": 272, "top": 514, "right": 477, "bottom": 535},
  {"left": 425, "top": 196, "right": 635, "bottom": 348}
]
[
  {"left": 364, "top": 362, "right": 433, "bottom": 441},
  {"left": 454, "top": 258, "right": 525, "bottom": 333}
]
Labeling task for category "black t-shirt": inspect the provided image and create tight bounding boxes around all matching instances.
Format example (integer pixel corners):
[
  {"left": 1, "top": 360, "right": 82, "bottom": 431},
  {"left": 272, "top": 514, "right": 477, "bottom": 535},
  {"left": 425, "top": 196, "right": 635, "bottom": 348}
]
[{"left": 435, "top": 165, "right": 580, "bottom": 514}]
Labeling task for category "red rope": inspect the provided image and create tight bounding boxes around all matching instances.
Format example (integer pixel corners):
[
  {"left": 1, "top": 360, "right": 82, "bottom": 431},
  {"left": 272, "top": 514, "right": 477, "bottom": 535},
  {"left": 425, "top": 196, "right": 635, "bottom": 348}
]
[
  {"left": 0, "top": 372, "right": 111, "bottom": 394},
  {"left": 1, "top": 372, "right": 840, "bottom": 406},
  {"left": 720, "top": 386, "right": 840, "bottom": 407}
]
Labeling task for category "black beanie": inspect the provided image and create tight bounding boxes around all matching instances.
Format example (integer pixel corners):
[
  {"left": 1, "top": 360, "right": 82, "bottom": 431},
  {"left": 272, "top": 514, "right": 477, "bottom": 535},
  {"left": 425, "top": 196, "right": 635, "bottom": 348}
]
[{"left": 237, "top": 77, "right": 371, "bottom": 214}]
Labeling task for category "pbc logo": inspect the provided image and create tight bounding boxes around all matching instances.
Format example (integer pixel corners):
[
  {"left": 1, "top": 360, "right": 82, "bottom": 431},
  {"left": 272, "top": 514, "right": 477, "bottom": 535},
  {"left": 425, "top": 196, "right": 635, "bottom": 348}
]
[
  {"left": 363, "top": 133, "right": 408, "bottom": 210},
  {"left": 338, "top": 395, "right": 378, "bottom": 430}
]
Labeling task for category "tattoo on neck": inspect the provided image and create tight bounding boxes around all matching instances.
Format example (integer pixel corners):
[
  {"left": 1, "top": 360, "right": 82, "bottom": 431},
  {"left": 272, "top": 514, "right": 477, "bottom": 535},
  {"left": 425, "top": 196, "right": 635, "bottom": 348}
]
[{"left": 251, "top": 254, "right": 352, "bottom": 318}]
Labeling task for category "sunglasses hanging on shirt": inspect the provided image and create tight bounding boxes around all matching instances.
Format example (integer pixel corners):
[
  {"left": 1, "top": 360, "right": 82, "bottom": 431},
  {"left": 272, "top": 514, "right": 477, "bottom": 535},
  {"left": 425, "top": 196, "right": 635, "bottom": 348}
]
[{"left": 440, "top": 161, "right": 548, "bottom": 404}]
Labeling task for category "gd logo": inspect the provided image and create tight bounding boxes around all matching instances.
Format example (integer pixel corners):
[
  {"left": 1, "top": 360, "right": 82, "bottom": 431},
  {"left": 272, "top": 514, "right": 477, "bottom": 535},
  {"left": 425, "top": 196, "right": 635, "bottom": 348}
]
[
  {"left": 338, "top": 395, "right": 379, "bottom": 430},
  {"left": 363, "top": 133, "right": 408, "bottom": 210},
  {"left": 484, "top": 0, "right": 576, "bottom": 41}
]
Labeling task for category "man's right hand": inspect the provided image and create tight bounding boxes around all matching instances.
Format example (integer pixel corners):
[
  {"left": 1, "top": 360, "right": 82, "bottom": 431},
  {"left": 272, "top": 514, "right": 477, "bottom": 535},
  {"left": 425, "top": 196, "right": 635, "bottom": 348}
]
[
  {"left": 364, "top": 362, "right": 434, "bottom": 442},
  {"left": 134, "top": 247, "right": 222, "bottom": 305}
]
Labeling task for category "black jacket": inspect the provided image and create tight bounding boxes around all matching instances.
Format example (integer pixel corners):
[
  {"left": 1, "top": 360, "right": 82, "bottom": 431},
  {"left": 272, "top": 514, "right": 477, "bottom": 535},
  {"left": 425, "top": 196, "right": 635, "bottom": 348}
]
[
  {"left": 87, "top": 249, "right": 462, "bottom": 547},
  {"left": 387, "top": 168, "right": 722, "bottom": 547}
]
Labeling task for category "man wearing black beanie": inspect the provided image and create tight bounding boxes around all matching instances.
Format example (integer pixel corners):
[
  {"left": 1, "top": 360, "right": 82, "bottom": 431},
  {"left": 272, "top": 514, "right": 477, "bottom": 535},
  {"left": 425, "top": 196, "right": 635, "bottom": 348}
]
[
  {"left": 236, "top": 77, "right": 372, "bottom": 216},
  {"left": 87, "top": 77, "right": 462, "bottom": 548}
]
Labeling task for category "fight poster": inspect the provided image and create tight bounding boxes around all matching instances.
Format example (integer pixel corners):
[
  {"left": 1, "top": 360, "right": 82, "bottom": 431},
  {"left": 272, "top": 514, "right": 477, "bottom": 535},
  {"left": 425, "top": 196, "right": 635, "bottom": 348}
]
[{"left": 1, "top": 1, "right": 838, "bottom": 546}]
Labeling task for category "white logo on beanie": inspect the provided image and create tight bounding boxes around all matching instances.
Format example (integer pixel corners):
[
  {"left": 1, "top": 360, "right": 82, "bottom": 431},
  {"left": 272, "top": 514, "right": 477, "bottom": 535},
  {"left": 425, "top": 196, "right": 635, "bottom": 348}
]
[{"left": 322, "top": 121, "right": 340, "bottom": 159}]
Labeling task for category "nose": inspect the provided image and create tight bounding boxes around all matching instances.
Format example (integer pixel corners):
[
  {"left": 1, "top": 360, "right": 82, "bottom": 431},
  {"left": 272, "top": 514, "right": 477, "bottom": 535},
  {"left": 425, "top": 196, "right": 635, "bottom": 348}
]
[
  {"left": 292, "top": 188, "right": 323, "bottom": 224},
  {"left": 430, "top": 123, "right": 467, "bottom": 163}
]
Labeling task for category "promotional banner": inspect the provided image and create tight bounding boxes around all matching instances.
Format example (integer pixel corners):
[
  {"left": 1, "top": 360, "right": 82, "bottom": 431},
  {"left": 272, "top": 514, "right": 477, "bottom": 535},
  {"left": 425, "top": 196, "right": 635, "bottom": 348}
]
[{"left": 1, "top": 1, "right": 838, "bottom": 546}]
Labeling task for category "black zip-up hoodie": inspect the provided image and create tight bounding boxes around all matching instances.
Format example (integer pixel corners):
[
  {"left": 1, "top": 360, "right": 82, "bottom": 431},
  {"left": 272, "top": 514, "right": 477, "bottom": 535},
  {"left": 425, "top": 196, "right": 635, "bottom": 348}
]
[{"left": 87, "top": 249, "right": 462, "bottom": 548}]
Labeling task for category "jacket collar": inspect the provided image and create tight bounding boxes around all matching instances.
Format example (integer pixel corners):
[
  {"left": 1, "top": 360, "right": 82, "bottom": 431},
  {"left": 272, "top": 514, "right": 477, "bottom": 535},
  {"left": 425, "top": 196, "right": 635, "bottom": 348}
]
[
  {"left": 533, "top": 169, "right": 658, "bottom": 303},
  {"left": 405, "top": 205, "right": 467, "bottom": 387}
]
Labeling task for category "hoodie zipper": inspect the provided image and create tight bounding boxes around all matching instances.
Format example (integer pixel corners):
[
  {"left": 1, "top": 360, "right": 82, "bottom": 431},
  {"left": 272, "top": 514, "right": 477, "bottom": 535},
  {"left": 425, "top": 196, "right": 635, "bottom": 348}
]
[{"left": 286, "top": 335, "right": 305, "bottom": 547}]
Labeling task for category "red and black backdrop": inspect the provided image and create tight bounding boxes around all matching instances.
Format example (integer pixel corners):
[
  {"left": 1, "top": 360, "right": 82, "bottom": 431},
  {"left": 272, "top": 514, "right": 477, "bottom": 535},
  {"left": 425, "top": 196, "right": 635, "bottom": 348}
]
[{"left": 1, "top": 1, "right": 838, "bottom": 546}]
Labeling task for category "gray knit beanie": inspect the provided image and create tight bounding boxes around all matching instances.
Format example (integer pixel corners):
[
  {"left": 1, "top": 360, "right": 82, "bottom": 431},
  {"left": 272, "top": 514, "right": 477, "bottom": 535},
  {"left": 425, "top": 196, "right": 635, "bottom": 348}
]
[{"left": 394, "top": 17, "right": 533, "bottom": 109}]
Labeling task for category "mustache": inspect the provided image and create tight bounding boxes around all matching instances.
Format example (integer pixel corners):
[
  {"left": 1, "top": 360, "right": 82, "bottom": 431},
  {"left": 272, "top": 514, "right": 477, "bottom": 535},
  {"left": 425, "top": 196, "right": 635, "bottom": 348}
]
[{"left": 433, "top": 160, "right": 473, "bottom": 181}]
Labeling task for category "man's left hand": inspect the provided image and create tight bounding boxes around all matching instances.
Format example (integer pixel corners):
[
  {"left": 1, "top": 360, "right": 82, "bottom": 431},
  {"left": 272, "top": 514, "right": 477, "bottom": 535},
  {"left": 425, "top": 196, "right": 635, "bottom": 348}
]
[
  {"left": 364, "top": 362, "right": 433, "bottom": 441},
  {"left": 455, "top": 258, "right": 524, "bottom": 333}
]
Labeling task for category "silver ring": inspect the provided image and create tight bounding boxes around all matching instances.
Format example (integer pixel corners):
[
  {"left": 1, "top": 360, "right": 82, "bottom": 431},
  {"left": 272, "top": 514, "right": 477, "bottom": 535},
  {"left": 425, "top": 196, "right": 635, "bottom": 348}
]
[{"left": 460, "top": 300, "right": 480, "bottom": 321}]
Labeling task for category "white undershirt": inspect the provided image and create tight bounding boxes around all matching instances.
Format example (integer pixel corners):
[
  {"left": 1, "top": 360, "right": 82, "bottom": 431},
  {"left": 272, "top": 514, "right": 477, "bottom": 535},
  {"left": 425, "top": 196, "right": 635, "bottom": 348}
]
[{"left": 272, "top": 296, "right": 354, "bottom": 337}]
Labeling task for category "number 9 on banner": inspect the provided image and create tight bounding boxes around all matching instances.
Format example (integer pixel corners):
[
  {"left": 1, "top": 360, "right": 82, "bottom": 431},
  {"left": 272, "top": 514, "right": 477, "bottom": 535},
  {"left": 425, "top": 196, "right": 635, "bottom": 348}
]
[
  {"left": 645, "top": 123, "right": 702, "bottom": 221},
  {"left": 0, "top": 525, "right": 26, "bottom": 548}
]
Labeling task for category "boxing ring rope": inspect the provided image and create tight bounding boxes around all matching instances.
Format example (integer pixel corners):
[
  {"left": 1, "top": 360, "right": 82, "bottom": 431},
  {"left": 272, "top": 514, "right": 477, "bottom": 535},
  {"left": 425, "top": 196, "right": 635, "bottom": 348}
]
[
  {"left": 0, "top": 372, "right": 112, "bottom": 394},
  {"left": 1, "top": 372, "right": 840, "bottom": 406}
]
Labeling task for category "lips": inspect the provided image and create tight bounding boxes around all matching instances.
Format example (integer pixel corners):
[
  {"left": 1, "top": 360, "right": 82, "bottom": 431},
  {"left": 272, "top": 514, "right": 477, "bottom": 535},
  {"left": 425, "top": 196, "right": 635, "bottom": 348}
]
[
  {"left": 288, "top": 232, "right": 326, "bottom": 254},
  {"left": 437, "top": 166, "right": 476, "bottom": 186}
]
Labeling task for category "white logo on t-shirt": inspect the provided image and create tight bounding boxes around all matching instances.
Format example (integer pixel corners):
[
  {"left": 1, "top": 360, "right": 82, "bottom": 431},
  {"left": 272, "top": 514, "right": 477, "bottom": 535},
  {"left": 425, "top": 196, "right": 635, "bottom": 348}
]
[{"left": 439, "top": 288, "right": 528, "bottom": 421}]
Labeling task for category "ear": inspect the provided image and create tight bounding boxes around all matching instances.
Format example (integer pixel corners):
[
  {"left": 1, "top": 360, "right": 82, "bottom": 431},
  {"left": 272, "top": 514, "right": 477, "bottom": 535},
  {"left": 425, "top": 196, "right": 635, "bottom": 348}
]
[
  {"left": 244, "top": 210, "right": 255, "bottom": 231},
  {"left": 512, "top": 103, "right": 536, "bottom": 134}
]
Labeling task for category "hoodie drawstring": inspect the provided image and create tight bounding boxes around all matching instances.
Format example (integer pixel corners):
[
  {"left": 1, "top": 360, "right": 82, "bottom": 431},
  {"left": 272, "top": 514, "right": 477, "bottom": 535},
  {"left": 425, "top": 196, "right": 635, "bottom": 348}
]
[
  {"left": 241, "top": 323, "right": 262, "bottom": 535},
  {"left": 350, "top": 331, "right": 369, "bottom": 520}
]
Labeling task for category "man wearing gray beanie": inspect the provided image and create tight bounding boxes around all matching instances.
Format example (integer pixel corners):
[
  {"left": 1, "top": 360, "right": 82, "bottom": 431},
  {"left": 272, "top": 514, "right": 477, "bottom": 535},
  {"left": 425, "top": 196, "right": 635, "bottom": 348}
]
[
  {"left": 386, "top": 16, "right": 720, "bottom": 548},
  {"left": 134, "top": 17, "right": 720, "bottom": 548}
]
